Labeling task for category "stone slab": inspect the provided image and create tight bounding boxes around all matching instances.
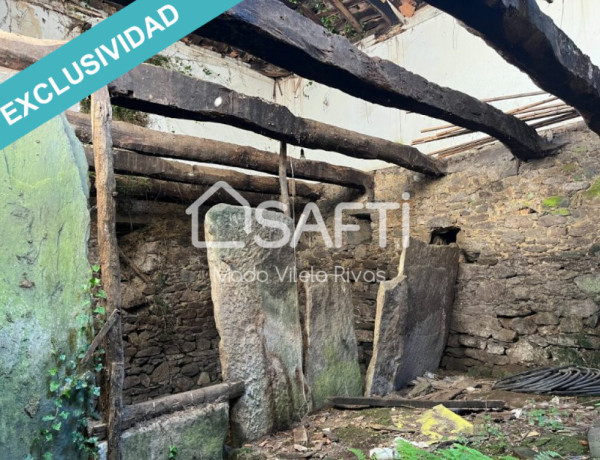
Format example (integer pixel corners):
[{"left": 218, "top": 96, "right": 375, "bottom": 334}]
[
  {"left": 0, "top": 114, "right": 90, "bottom": 458},
  {"left": 205, "top": 204, "right": 307, "bottom": 443},
  {"left": 366, "top": 239, "right": 459, "bottom": 396},
  {"left": 303, "top": 277, "right": 362, "bottom": 410}
]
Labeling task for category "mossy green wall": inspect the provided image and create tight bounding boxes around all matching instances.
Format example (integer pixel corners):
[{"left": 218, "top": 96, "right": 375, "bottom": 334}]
[{"left": 0, "top": 115, "right": 90, "bottom": 458}]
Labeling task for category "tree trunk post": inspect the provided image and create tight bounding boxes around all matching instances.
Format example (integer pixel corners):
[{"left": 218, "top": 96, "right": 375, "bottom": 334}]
[
  {"left": 279, "top": 142, "right": 291, "bottom": 217},
  {"left": 91, "top": 86, "right": 124, "bottom": 460}
]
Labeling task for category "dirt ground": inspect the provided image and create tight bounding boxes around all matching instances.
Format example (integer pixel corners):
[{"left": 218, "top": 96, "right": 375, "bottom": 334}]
[{"left": 229, "top": 373, "right": 599, "bottom": 460}]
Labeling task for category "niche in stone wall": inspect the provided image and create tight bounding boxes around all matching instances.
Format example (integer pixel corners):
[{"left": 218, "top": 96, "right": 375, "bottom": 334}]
[{"left": 430, "top": 226, "right": 461, "bottom": 246}]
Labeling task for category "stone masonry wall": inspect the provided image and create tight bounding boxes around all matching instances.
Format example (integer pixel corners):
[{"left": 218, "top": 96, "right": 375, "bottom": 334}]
[
  {"left": 90, "top": 205, "right": 221, "bottom": 405},
  {"left": 88, "top": 122, "right": 600, "bottom": 401},
  {"left": 375, "top": 123, "right": 600, "bottom": 376}
]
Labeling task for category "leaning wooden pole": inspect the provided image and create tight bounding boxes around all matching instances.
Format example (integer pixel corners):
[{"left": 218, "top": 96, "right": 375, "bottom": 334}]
[
  {"left": 279, "top": 142, "right": 291, "bottom": 217},
  {"left": 92, "top": 87, "right": 124, "bottom": 460}
]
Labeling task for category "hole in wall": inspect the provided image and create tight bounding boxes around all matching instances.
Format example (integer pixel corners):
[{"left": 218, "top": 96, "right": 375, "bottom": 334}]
[{"left": 430, "top": 226, "right": 461, "bottom": 246}]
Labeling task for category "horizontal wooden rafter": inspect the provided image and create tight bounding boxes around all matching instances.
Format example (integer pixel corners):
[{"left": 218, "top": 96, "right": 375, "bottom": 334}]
[
  {"left": 83, "top": 145, "right": 325, "bottom": 199},
  {"left": 67, "top": 112, "right": 372, "bottom": 190},
  {"left": 108, "top": 64, "right": 443, "bottom": 176},
  {"left": 197, "top": 0, "right": 556, "bottom": 160},
  {"left": 0, "top": 31, "right": 443, "bottom": 177},
  {"left": 96, "top": 175, "right": 285, "bottom": 207},
  {"left": 424, "top": 0, "right": 600, "bottom": 136}
]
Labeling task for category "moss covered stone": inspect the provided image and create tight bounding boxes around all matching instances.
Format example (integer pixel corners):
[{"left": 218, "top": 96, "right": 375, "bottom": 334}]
[
  {"left": 542, "top": 196, "right": 568, "bottom": 208},
  {"left": 114, "top": 403, "right": 229, "bottom": 460},
  {"left": 205, "top": 205, "right": 306, "bottom": 443},
  {"left": 585, "top": 178, "right": 600, "bottom": 199},
  {"left": 0, "top": 115, "right": 90, "bottom": 458},
  {"left": 304, "top": 278, "right": 363, "bottom": 410}
]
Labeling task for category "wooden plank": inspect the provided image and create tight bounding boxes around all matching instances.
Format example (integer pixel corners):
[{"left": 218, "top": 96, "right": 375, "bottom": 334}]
[
  {"left": 107, "top": 64, "right": 442, "bottom": 176},
  {"left": 425, "top": 0, "right": 600, "bottom": 135},
  {"left": 328, "top": 0, "right": 363, "bottom": 33},
  {"left": 81, "top": 310, "right": 119, "bottom": 364},
  {"left": 0, "top": 31, "right": 440, "bottom": 176},
  {"left": 89, "top": 381, "right": 245, "bottom": 440},
  {"left": 83, "top": 145, "right": 325, "bottom": 199},
  {"left": 67, "top": 112, "right": 372, "bottom": 190},
  {"left": 91, "top": 87, "right": 124, "bottom": 460},
  {"left": 197, "top": 0, "right": 555, "bottom": 160},
  {"left": 328, "top": 396, "right": 506, "bottom": 410}
]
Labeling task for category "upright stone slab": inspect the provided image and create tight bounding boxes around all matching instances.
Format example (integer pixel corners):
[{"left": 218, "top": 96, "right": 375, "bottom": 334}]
[
  {"left": 205, "top": 204, "right": 307, "bottom": 443},
  {"left": 366, "top": 239, "right": 459, "bottom": 396},
  {"left": 0, "top": 115, "right": 90, "bottom": 458},
  {"left": 303, "top": 277, "right": 362, "bottom": 410}
]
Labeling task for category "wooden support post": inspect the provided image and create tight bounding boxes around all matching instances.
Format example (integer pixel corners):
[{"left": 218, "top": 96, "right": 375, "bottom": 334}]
[
  {"left": 279, "top": 142, "right": 291, "bottom": 217},
  {"left": 91, "top": 87, "right": 124, "bottom": 460}
]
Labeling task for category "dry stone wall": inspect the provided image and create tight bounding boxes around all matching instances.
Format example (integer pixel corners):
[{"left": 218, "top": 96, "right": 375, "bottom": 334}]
[
  {"left": 90, "top": 207, "right": 221, "bottom": 405},
  {"left": 375, "top": 123, "right": 600, "bottom": 376}
]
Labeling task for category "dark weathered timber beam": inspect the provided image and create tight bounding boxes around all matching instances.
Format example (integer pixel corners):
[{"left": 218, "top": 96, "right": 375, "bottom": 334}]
[
  {"left": 97, "top": 175, "right": 284, "bottom": 207},
  {"left": 67, "top": 112, "right": 372, "bottom": 189},
  {"left": 83, "top": 145, "right": 324, "bottom": 199},
  {"left": 328, "top": 396, "right": 506, "bottom": 411},
  {"left": 0, "top": 31, "right": 442, "bottom": 177},
  {"left": 424, "top": 0, "right": 600, "bottom": 136},
  {"left": 195, "top": 0, "right": 555, "bottom": 160},
  {"left": 108, "top": 64, "right": 443, "bottom": 176}
]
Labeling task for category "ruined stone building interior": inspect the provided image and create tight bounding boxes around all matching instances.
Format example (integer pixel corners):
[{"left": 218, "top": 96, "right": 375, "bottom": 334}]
[{"left": 2, "top": 0, "right": 600, "bottom": 459}]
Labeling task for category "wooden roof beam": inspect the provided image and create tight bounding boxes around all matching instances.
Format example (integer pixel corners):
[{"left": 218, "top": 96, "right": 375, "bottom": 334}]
[
  {"left": 328, "top": 0, "right": 363, "bottom": 33},
  {"left": 425, "top": 0, "right": 600, "bottom": 136},
  {"left": 108, "top": 64, "right": 443, "bottom": 176},
  {"left": 0, "top": 30, "right": 442, "bottom": 177},
  {"left": 83, "top": 145, "right": 325, "bottom": 199},
  {"left": 68, "top": 112, "right": 373, "bottom": 190},
  {"left": 196, "top": 0, "right": 556, "bottom": 160}
]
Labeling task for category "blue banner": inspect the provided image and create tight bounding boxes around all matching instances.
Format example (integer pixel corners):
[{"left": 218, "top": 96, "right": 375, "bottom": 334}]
[{"left": 0, "top": 0, "right": 242, "bottom": 150}]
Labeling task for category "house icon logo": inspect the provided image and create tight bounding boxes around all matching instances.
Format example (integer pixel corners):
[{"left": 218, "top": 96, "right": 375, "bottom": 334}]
[{"left": 185, "top": 181, "right": 252, "bottom": 249}]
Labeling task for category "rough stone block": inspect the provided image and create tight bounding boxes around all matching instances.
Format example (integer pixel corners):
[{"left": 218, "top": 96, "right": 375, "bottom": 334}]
[
  {"left": 99, "top": 403, "right": 229, "bottom": 460},
  {"left": 303, "top": 277, "right": 363, "bottom": 410},
  {"left": 0, "top": 115, "right": 90, "bottom": 459},
  {"left": 205, "top": 205, "right": 307, "bottom": 443},
  {"left": 366, "top": 239, "right": 459, "bottom": 396}
]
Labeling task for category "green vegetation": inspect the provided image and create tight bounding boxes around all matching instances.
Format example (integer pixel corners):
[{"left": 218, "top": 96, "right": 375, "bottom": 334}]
[
  {"left": 526, "top": 408, "right": 564, "bottom": 431},
  {"left": 79, "top": 97, "right": 149, "bottom": 127},
  {"left": 145, "top": 55, "right": 171, "bottom": 68},
  {"left": 585, "top": 178, "right": 600, "bottom": 198},
  {"left": 541, "top": 196, "right": 565, "bottom": 208},
  {"left": 34, "top": 265, "right": 107, "bottom": 459}
]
